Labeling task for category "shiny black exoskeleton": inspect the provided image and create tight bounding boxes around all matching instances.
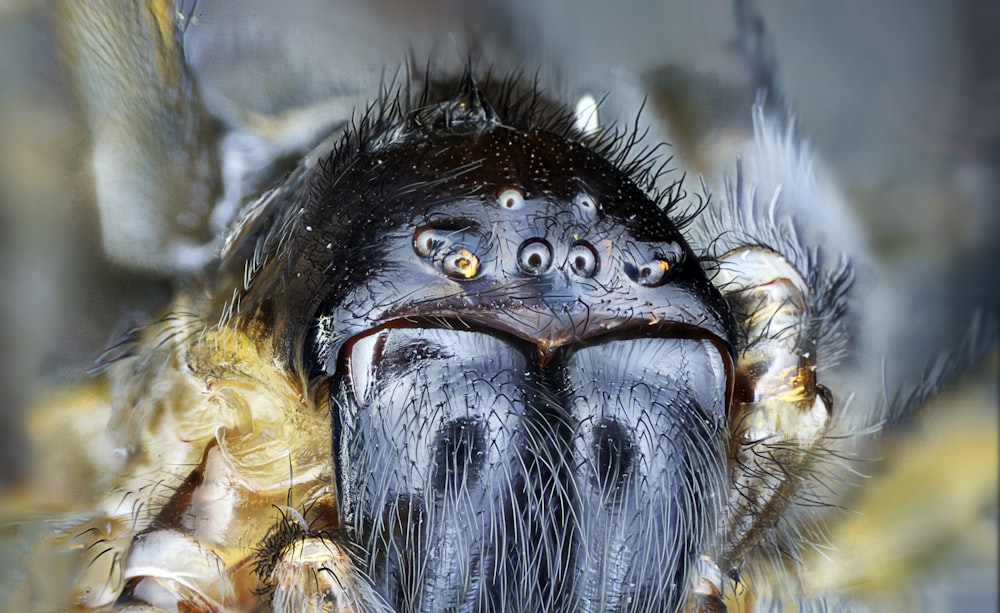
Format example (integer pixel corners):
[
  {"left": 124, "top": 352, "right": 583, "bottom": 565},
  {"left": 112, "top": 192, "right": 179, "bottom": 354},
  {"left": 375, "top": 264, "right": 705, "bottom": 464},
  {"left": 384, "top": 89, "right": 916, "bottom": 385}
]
[{"left": 238, "top": 75, "right": 738, "bottom": 612}]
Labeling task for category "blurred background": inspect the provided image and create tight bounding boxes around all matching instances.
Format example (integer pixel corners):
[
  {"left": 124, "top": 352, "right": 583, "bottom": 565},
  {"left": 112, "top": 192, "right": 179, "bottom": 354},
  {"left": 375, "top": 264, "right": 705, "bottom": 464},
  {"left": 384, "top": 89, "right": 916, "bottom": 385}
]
[{"left": 0, "top": 0, "right": 996, "bottom": 609}]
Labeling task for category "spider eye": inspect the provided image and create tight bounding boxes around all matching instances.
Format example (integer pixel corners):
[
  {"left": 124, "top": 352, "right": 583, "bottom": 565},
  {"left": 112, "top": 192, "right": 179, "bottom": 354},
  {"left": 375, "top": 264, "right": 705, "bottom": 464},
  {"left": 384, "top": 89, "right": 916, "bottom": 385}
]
[
  {"left": 574, "top": 192, "right": 598, "bottom": 214},
  {"left": 568, "top": 242, "right": 598, "bottom": 277},
  {"left": 413, "top": 226, "right": 444, "bottom": 257},
  {"left": 442, "top": 248, "right": 479, "bottom": 279},
  {"left": 497, "top": 187, "right": 525, "bottom": 210},
  {"left": 635, "top": 259, "right": 670, "bottom": 286},
  {"left": 518, "top": 238, "right": 553, "bottom": 274},
  {"left": 414, "top": 225, "right": 480, "bottom": 280},
  {"left": 626, "top": 243, "right": 683, "bottom": 287}
]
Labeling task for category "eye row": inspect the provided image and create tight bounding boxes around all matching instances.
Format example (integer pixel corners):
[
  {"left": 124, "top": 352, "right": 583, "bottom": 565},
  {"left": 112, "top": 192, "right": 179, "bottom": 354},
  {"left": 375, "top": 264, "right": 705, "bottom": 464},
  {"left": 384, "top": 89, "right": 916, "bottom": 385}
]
[
  {"left": 496, "top": 186, "right": 597, "bottom": 215},
  {"left": 517, "top": 238, "right": 598, "bottom": 277},
  {"left": 413, "top": 226, "right": 678, "bottom": 287}
]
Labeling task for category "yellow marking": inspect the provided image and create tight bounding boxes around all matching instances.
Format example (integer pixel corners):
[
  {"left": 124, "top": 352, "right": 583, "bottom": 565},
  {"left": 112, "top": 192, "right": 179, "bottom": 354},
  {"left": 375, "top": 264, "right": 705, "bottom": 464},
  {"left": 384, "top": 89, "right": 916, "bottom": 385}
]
[
  {"left": 774, "top": 385, "right": 811, "bottom": 403},
  {"left": 148, "top": 0, "right": 183, "bottom": 90},
  {"left": 453, "top": 249, "right": 479, "bottom": 278},
  {"left": 801, "top": 359, "right": 999, "bottom": 602}
]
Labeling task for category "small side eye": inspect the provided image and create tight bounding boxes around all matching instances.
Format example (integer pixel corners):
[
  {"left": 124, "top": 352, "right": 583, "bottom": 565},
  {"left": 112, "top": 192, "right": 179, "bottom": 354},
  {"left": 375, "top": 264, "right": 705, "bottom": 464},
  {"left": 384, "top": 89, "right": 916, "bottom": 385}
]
[
  {"left": 442, "top": 248, "right": 480, "bottom": 279},
  {"left": 634, "top": 259, "right": 671, "bottom": 286},
  {"left": 497, "top": 187, "right": 525, "bottom": 210},
  {"left": 625, "top": 242, "right": 683, "bottom": 287},
  {"left": 568, "top": 242, "right": 598, "bottom": 277},
  {"left": 517, "top": 239, "right": 553, "bottom": 274},
  {"left": 413, "top": 226, "right": 444, "bottom": 257},
  {"left": 574, "top": 192, "right": 598, "bottom": 214}
]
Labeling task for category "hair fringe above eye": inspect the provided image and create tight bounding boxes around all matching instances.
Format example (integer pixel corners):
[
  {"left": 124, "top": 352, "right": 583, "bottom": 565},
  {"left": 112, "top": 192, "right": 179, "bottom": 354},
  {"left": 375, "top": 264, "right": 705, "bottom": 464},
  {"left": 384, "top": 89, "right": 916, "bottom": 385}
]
[{"left": 312, "top": 67, "right": 686, "bottom": 216}]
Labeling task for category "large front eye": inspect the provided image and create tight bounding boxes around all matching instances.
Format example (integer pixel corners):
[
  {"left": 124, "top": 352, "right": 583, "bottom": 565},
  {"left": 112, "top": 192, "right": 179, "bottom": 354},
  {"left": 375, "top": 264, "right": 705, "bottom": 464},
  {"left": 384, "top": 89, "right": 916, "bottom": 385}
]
[
  {"left": 568, "top": 242, "right": 598, "bottom": 277},
  {"left": 518, "top": 238, "right": 553, "bottom": 274}
]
